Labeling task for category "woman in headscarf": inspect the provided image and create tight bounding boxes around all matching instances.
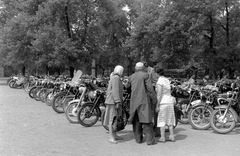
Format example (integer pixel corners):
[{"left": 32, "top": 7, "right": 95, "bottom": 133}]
[{"left": 103, "top": 65, "right": 124, "bottom": 144}]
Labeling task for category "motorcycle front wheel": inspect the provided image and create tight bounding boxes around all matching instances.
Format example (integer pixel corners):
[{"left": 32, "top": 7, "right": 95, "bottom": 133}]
[
  {"left": 65, "top": 102, "right": 81, "bottom": 123},
  {"left": 210, "top": 109, "right": 236, "bottom": 134},
  {"left": 52, "top": 92, "right": 66, "bottom": 113},
  {"left": 188, "top": 105, "right": 213, "bottom": 130},
  {"left": 77, "top": 103, "right": 100, "bottom": 127}
]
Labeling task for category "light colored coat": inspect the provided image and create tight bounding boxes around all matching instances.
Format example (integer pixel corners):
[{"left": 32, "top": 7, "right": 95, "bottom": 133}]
[{"left": 104, "top": 74, "right": 123, "bottom": 105}]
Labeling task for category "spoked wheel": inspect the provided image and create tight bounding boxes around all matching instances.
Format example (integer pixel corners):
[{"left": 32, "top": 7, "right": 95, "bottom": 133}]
[
  {"left": 210, "top": 109, "right": 236, "bottom": 134},
  {"left": 33, "top": 88, "right": 42, "bottom": 101},
  {"left": 101, "top": 108, "right": 128, "bottom": 132},
  {"left": 8, "top": 80, "right": 16, "bottom": 88},
  {"left": 38, "top": 88, "right": 48, "bottom": 103},
  {"left": 188, "top": 105, "right": 213, "bottom": 130},
  {"left": 176, "top": 100, "right": 190, "bottom": 124},
  {"left": 23, "top": 83, "right": 30, "bottom": 93},
  {"left": 44, "top": 90, "right": 54, "bottom": 106},
  {"left": 65, "top": 102, "right": 81, "bottom": 123},
  {"left": 52, "top": 93, "right": 66, "bottom": 113},
  {"left": 29, "top": 87, "right": 37, "bottom": 98},
  {"left": 77, "top": 103, "right": 100, "bottom": 127},
  {"left": 63, "top": 97, "right": 75, "bottom": 112}
]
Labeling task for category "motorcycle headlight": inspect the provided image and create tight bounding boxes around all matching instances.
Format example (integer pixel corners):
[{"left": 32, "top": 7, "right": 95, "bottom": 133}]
[
  {"left": 60, "top": 83, "right": 65, "bottom": 90},
  {"left": 78, "top": 87, "right": 86, "bottom": 94},
  {"left": 88, "top": 91, "right": 96, "bottom": 99}
]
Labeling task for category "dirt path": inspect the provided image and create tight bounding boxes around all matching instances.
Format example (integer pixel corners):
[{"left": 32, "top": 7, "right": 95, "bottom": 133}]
[{"left": 0, "top": 78, "right": 240, "bottom": 156}]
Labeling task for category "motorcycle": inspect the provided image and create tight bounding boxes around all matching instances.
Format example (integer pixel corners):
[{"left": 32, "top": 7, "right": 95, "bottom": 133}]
[
  {"left": 76, "top": 82, "right": 106, "bottom": 127},
  {"left": 210, "top": 88, "right": 240, "bottom": 134},
  {"left": 188, "top": 88, "right": 219, "bottom": 130}
]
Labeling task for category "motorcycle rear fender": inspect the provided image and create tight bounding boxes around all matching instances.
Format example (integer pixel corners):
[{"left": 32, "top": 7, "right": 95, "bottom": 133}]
[
  {"left": 174, "top": 105, "right": 182, "bottom": 119},
  {"left": 68, "top": 99, "right": 81, "bottom": 105},
  {"left": 65, "top": 95, "right": 75, "bottom": 99},
  {"left": 214, "top": 106, "right": 238, "bottom": 122}
]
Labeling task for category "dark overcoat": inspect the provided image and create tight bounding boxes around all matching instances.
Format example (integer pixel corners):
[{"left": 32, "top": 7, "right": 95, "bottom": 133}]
[{"left": 128, "top": 70, "right": 156, "bottom": 124}]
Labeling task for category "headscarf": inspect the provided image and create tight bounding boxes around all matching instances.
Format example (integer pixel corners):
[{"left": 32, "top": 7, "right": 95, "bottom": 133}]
[{"left": 113, "top": 65, "right": 124, "bottom": 76}]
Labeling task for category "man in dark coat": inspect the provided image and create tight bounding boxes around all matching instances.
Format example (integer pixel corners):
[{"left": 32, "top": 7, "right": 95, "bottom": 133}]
[
  {"left": 142, "top": 62, "right": 160, "bottom": 136},
  {"left": 128, "top": 62, "right": 157, "bottom": 145}
]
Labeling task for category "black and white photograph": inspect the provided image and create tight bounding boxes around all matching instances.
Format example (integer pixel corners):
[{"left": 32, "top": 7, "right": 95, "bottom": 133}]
[{"left": 1, "top": 0, "right": 240, "bottom": 156}]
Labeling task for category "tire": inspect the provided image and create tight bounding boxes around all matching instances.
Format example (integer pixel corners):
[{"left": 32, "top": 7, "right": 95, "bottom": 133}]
[
  {"left": 65, "top": 102, "right": 81, "bottom": 123},
  {"left": 44, "top": 90, "right": 54, "bottom": 106},
  {"left": 33, "top": 87, "right": 42, "bottom": 101},
  {"left": 38, "top": 88, "right": 48, "bottom": 103},
  {"left": 51, "top": 92, "right": 66, "bottom": 113},
  {"left": 188, "top": 105, "right": 213, "bottom": 130},
  {"left": 23, "top": 82, "right": 30, "bottom": 93},
  {"left": 29, "top": 87, "right": 37, "bottom": 98},
  {"left": 77, "top": 103, "right": 101, "bottom": 127},
  {"left": 210, "top": 109, "right": 236, "bottom": 134},
  {"left": 176, "top": 99, "right": 190, "bottom": 124},
  {"left": 8, "top": 80, "right": 16, "bottom": 88},
  {"left": 101, "top": 108, "right": 128, "bottom": 132},
  {"left": 63, "top": 97, "right": 75, "bottom": 112}
]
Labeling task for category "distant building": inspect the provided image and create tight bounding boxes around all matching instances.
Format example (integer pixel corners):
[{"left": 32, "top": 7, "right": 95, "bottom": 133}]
[
  {"left": 0, "top": 66, "right": 16, "bottom": 77},
  {"left": 0, "top": 66, "right": 3, "bottom": 77}
]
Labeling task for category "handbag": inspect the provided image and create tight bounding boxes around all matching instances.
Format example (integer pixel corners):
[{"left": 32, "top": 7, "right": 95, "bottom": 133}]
[{"left": 112, "top": 108, "right": 125, "bottom": 132}]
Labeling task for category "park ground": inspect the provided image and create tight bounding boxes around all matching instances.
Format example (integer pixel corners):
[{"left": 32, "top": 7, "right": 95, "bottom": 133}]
[{"left": 0, "top": 77, "right": 240, "bottom": 156}]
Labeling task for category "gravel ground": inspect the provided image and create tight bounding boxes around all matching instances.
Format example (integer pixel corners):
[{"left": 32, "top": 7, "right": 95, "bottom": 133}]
[{"left": 0, "top": 77, "right": 240, "bottom": 156}]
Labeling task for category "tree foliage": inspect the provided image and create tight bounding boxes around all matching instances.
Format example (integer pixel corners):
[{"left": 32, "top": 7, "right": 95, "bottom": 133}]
[{"left": 0, "top": 0, "right": 240, "bottom": 78}]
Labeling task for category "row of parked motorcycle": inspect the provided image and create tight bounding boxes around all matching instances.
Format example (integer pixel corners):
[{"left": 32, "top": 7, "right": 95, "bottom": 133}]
[
  {"left": 7, "top": 71, "right": 240, "bottom": 134},
  {"left": 7, "top": 71, "right": 130, "bottom": 132}
]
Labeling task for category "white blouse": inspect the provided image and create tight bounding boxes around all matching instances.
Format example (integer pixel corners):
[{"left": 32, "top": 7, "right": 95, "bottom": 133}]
[{"left": 156, "top": 76, "right": 175, "bottom": 104}]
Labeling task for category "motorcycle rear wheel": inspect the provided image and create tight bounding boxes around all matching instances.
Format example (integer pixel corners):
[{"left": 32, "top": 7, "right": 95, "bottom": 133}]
[{"left": 210, "top": 109, "right": 236, "bottom": 134}]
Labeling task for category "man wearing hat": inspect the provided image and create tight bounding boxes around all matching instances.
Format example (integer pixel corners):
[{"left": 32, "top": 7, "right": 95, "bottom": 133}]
[{"left": 128, "top": 62, "right": 157, "bottom": 145}]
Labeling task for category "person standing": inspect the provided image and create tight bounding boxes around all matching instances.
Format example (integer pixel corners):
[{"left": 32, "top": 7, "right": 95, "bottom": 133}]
[
  {"left": 103, "top": 65, "right": 124, "bottom": 144},
  {"left": 155, "top": 66, "right": 176, "bottom": 142},
  {"left": 128, "top": 62, "right": 157, "bottom": 145},
  {"left": 142, "top": 61, "right": 160, "bottom": 136}
]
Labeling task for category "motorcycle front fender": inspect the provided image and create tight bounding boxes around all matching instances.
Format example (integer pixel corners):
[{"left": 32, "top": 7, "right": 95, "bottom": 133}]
[
  {"left": 214, "top": 105, "right": 228, "bottom": 109},
  {"left": 191, "top": 100, "right": 211, "bottom": 109},
  {"left": 214, "top": 106, "right": 238, "bottom": 122}
]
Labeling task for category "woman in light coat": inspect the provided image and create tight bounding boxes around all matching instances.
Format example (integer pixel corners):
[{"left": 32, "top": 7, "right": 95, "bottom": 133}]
[{"left": 103, "top": 65, "right": 124, "bottom": 144}]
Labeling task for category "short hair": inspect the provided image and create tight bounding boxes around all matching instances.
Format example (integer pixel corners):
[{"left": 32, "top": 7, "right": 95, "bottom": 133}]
[
  {"left": 135, "top": 62, "right": 144, "bottom": 71},
  {"left": 141, "top": 61, "right": 148, "bottom": 67},
  {"left": 154, "top": 66, "right": 164, "bottom": 76}
]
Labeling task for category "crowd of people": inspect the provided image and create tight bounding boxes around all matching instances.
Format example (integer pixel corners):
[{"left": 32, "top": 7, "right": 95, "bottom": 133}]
[{"left": 103, "top": 61, "right": 176, "bottom": 145}]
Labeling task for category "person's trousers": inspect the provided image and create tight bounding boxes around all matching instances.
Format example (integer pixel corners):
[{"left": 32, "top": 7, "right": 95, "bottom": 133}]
[
  {"left": 132, "top": 114, "right": 155, "bottom": 144},
  {"left": 152, "top": 104, "right": 160, "bottom": 136}
]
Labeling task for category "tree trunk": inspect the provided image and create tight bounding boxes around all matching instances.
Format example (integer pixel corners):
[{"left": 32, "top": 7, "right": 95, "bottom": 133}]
[
  {"left": 21, "top": 66, "right": 26, "bottom": 76},
  {"left": 69, "top": 66, "right": 74, "bottom": 78},
  {"left": 45, "top": 65, "right": 49, "bottom": 76}
]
